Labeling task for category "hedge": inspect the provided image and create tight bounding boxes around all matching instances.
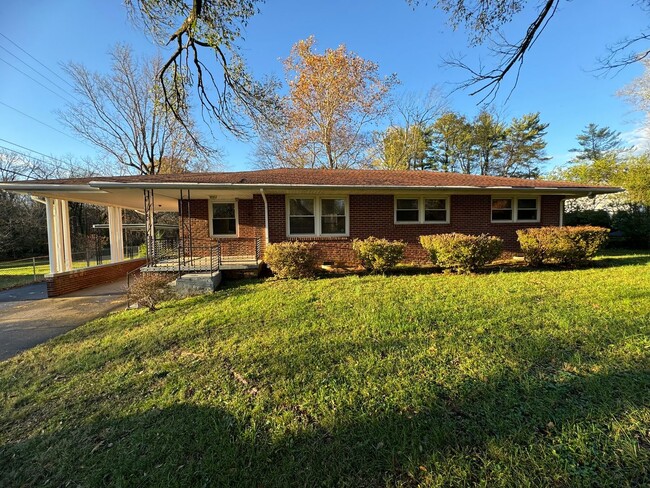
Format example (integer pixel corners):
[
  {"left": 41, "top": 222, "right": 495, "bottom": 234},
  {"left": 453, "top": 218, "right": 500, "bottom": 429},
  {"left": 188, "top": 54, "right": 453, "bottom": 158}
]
[
  {"left": 419, "top": 233, "right": 503, "bottom": 273},
  {"left": 352, "top": 236, "right": 406, "bottom": 274},
  {"left": 264, "top": 241, "right": 317, "bottom": 279},
  {"left": 516, "top": 225, "right": 610, "bottom": 266}
]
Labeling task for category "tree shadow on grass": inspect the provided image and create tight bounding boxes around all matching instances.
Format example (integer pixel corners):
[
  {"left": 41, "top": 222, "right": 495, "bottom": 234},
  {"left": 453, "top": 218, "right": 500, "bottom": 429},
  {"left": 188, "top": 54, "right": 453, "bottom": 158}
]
[{"left": 2, "top": 339, "right": 649, "bottom": 486}]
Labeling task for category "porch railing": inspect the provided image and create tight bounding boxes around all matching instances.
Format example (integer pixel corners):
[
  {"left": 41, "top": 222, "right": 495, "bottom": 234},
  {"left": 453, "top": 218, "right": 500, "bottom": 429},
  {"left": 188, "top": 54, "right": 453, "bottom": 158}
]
[
  {"left": 148, "top": 238, "right": 220, "bottom": 275},
  {"left": 214, "top": 237, "right": 262, "bottom": 266}
]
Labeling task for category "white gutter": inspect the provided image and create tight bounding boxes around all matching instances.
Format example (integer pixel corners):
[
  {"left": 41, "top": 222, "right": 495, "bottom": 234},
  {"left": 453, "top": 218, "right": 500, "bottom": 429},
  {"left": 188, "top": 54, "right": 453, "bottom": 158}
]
[
  {"left": 260, "top": 188, "right": 270, "bottom": 245},
  {"left": 0, "top": 183, "right": 102, "bottom": 191},
  {"left": 86, "top": 180, "right": 624, "bottom": 194}
]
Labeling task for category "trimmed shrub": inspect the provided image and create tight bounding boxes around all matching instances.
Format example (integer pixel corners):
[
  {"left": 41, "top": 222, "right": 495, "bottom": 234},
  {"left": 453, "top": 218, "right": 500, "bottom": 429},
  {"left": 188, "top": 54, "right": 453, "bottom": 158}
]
[
  {"left": 563, "top": 209, "right": 611, "bottom": 228},
  {"left": 352, "top": 236, "right": 406, "bottom": 274},
  {"left": 517, "top": 226, "right": 609, "bottom": 266},
  {"left": 264, "top": 241, "right": 317, "bottom": 279},
  {"left": 127, "top": 273, "right": 174, "bottom": 311},
  {"left": 419, "top": 233, "right": 503, "bottom": 273}
]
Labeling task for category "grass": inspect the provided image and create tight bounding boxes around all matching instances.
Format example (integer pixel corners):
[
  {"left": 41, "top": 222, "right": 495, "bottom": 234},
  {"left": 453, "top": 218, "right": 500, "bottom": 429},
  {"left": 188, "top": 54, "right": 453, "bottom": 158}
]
[
  {"left": 0, "top": 254, "right": 141, "bottom": 291},
  {"left": 1, "top": 251, "right": 649, "bottom": 487}
]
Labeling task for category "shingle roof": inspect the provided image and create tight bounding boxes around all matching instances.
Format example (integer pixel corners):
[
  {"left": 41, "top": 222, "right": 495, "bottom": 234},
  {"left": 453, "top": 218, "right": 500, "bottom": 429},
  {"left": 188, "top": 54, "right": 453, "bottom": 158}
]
[{"left": 15, "top": 168, "right": 620, "bottom": 191}]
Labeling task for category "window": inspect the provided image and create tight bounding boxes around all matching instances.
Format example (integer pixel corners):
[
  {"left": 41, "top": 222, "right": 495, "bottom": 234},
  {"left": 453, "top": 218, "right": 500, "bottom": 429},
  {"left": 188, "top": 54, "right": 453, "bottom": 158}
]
[
  {"left": 289, "top": 198, "right": 315, "bottom": 235},
  {"left": 211, "top": 202, "right": 237, "bottom": 236},
  {"left": 395, "top": 197, "right": 449, "bottom": 224},
  {"left": 287, "top": 197, "right": 348, "bottom": 236},
  {"left": 321, "top": 198, "right": 346, "bottom": 234},
  {"left": 491, "top": 198, "right": 513, "bottom": 221},
  {"left": 491, "top": 197, "right": 540, "bottom": 223},
  {"left": 517, "top": 198, "right": 538, "bottom": 221},
  {"left": 424, "top": 198, "right": 448, "bottom": 222},
  {"left": 395, "top": 199, "right": 420, "bottom": 222}
]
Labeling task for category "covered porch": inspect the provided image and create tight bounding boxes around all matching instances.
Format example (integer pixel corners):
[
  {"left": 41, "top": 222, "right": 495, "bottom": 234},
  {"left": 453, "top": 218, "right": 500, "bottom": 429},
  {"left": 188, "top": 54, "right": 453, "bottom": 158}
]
[{"left": 1, "top": 181, "right": 269, "bottom": 296}]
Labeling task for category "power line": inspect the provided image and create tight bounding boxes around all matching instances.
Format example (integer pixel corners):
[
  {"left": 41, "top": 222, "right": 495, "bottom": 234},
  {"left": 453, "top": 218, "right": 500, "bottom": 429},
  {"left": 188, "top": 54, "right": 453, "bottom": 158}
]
[
  {"left": 0, "top": 138, "right": 76, "bottom": 167},
  {"left": 0, "top": 100, "right": 93, "bottom": 148},
  {"left": 0, "top": 144, "right": 57, "bottom": 176},
  {"left": 0, "top": 165, "right": 35, "bottom": 180},
  {"left": 0, "top": 44, "right": 77, "bottom": 101},
  {"left": 0, "top": 56, "right": 74, "bottom": 104},
  {"left": 0, "top": 32, "right": 75, "bottom": 90}
]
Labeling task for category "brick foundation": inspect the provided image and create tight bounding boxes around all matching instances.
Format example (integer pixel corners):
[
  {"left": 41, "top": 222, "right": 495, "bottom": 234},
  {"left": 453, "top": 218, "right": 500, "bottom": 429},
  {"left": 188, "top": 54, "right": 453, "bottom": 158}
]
[
  {"left": 180, "top": 194, "right": 564, "bottom": 266},
  {"left": 45, "top": 258, "right": 147, "bottom": 297}
]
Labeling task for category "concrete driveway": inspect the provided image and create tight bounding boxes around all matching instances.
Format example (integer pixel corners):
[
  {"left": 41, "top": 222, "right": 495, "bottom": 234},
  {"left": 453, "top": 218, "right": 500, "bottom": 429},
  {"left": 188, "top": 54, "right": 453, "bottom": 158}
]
[{"left": 0, "top": 280, "right": 127, "bottom": 361}]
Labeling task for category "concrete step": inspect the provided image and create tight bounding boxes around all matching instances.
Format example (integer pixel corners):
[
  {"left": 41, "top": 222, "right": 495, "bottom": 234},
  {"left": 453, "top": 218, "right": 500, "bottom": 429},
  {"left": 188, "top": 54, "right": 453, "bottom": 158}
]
[{"left": 174, "top": 271, "right": 222, "bottom": 297}]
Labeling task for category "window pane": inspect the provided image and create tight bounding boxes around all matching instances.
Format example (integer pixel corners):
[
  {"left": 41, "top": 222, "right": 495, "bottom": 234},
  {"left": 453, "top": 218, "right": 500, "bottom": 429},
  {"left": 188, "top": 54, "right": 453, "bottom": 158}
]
[
  {"left": 396, "top": 210, "right": 419, "bottom": 222},
  {"left": 213, "top": 202, "right": 235, "bottom": 218},
  {"left": 289, "top": 216, "right": 315, "bottom": 234},
  {"left": 396, "top": 199, "right": 418, "bottom": 210},
  {"left": 321, "top": 216, "right": 346, "bottom": 234},
  {"left": 518, "top": 198, "right": 537, "bottom": 209},
  {"left": 517, "top": 209, "right": 538, "bottom": 221},
  {"left": 425, "top": 198, "right": 446, "bottom": 210},
  {"left": 289, "top": 198, "right": 314, "bottom": 216},
  {"left": 491, "top": 198, "right": 512, "bottom": 210},
  {"left": 321, "top": 198, "right": 345, "bottom": 216},
  {"left": 213, "top": 218, "right": 236, "bottom": 235},
  {"left": 425, "top": 209, "right": 447, "bottom": 222},
  {"left": 492, "top": 209, "right": 513, "bottom": 221}
]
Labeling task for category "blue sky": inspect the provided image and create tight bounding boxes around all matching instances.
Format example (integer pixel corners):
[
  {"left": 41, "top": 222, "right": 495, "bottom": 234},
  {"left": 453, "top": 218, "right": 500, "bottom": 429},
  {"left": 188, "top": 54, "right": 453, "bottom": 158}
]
[{"left": 0, "top": 0, "right": 648, "bottom": 174}]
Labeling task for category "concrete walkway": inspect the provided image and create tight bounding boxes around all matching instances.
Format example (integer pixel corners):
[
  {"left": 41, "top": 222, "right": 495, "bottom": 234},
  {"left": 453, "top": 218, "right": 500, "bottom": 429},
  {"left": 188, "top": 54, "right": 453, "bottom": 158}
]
[{"left": 0, "top": 280, "right": 127, "bottom": 361}]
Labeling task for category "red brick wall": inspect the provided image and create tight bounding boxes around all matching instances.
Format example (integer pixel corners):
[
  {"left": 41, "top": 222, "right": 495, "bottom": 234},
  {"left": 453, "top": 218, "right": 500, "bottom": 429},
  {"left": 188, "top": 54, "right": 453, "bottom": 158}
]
[
  {"left": 45, "top": 258, "right": 146, "bottom": 297},
  {"left": 182, "top": 194, "right": 564, "bottom": 265},
  {"left": 178, "top": 198, "right": 265, "bottom": 257}
]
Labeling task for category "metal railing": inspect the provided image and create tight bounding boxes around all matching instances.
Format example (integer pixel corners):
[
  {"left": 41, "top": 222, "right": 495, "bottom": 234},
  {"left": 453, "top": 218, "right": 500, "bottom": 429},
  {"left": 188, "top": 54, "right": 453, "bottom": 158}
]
[
  {"left": 0, "top": 246, "right": 143, "bottom": 290},
  {"left": 146, "top": 238, "right": 220, "bottom": 275},
  {"left": 215, "top": 237, "right": 262, "bottom": 266}
]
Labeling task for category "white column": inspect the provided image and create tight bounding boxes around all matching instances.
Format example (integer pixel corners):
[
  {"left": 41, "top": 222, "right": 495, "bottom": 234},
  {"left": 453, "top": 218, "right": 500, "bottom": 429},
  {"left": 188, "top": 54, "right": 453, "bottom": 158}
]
[
  {"left": 108, "top": 206, "right": 124, "bottom": 262},
  {"left": 45, "top": 198, "right": 72, "bottom": 273},
  {"left": 45, "top": 197, "right": 58, "bottom": 274},
  {"left": 60, "top": 200, "right": 72, "bottom": 271}
]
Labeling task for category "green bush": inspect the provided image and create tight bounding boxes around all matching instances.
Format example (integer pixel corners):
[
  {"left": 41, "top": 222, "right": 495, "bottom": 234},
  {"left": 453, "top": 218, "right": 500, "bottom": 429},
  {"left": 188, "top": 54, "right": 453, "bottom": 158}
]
[
  {"left": 264, "top": 241, "right": 317, "bottom": 279},
  {"left": 419, "top": 233, "right": 503, "bottom": 273},
  {"left": 563, "top": 209, "right": 611, "bottom": 228},
  {"left": 516, "top": 226, "right": 610, "bottom": 267},
  {"left": 612, "top": 208, "right": 650, "bottom": 248},
  {"left": 352, "top": 236, "right": 406, "bottom": 274}
]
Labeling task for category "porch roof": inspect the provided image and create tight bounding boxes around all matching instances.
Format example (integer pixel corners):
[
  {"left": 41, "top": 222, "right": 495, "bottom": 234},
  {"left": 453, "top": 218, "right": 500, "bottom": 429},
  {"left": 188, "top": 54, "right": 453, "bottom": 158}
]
[{"left": 0, "top": 168, "right": 623, "bottom": 211}]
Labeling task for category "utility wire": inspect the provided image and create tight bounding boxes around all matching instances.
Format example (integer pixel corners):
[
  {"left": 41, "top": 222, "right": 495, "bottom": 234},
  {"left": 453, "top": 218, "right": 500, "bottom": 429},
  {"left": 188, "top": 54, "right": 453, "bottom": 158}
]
[
  {"left": 0, "top": 32, "right": 76, "bottom": 90},
  {"left": 0, "top": 165, "right": 35, "bottom": 180},
  {"left": 0, "top": 56, "right": 75, "bottom": 104},
  {"left": 0, "top": 45, "right": 77, "bottom": 101},
  {"left": 0, "top": 144, "right": 55, "bottom": 177},
  {"left": 0, "top": 138, "right": 76, "bottom": 168},
  {"left": 0, "top": 100, "right": 93, "bottom": 148}
]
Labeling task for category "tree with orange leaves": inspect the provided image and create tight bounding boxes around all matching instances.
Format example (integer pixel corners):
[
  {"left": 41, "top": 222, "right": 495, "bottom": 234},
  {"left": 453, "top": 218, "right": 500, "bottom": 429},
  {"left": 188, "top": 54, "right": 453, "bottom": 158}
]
[{"left": 256, "top": 36, "right": 397, "bottom": 169}]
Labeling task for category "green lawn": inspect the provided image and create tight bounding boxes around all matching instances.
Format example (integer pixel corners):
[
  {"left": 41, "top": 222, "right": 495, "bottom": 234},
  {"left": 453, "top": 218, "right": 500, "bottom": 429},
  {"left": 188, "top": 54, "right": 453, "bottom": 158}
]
[
  {"left": 0, "top": 259, "right": 50, "bottom": 290},
  {"left": 1, "top": 252, "right": 649, "bottom": 487}
]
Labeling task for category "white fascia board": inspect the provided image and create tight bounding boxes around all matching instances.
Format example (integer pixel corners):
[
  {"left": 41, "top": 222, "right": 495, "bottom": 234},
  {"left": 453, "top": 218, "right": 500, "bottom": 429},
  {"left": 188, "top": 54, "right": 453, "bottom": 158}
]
[{"left": 88, "top": 180, "right": 623, "bottom": 195}]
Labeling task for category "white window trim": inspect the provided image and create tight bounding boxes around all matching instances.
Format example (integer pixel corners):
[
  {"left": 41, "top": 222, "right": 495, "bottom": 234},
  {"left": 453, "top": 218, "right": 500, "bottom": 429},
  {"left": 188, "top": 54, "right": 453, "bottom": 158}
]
[
  {"left": 490, "top": 196, "right": 541, "bottom": 223},
  {"left": 208, "top": 199, "right": 239, "bottom": 238},
  {"left": 286, "top": 195, "right": 349, "bottom": 237},
  {"left": 394, "top": 196, "right": 450, "bottom": 225}
]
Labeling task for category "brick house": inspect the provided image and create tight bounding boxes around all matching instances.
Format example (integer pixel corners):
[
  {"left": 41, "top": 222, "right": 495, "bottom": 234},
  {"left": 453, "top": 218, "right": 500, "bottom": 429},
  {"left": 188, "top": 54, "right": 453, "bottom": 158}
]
[{"left": 0, "top": 168, "right": 621, "bottom": 296}]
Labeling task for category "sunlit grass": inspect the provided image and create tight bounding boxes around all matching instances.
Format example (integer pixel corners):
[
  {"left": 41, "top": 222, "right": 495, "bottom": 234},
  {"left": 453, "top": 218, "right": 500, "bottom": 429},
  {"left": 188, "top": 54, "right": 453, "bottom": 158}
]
[{"left": 1, "top": 251, "right": 648, "bottom": 486}]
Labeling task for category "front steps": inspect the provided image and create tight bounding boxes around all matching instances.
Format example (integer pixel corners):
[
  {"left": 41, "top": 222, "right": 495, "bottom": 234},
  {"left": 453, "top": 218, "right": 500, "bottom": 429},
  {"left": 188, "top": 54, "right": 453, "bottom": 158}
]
[{"left": 174, "top": 271, "right": 222, "bottom": 297}]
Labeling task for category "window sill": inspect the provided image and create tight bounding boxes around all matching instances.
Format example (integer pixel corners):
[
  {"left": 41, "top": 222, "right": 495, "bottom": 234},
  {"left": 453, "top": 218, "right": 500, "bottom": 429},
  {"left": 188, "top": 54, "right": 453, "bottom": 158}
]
[
  {"left": 395, "top": 221, "right": 450, "bottom": 225},
  {"left": 287, "top": 235, "right": 350, "bottom": 241}
]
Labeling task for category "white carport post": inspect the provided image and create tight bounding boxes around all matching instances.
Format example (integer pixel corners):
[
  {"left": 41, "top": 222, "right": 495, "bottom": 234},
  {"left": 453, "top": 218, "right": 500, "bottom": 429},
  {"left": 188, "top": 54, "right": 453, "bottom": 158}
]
[
  {"left": 108, "top": 206, "right": 124, "bottom": 262},
  {"left": 45, "top": 197, "right": 72, "bottom": 273},
  {"left": 45, "top": 197, "right": 58, "bottom": 274}
]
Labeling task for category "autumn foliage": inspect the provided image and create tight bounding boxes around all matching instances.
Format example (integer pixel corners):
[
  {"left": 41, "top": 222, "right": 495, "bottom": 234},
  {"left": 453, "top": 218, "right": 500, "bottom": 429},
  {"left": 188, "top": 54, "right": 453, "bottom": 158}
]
[{"left": 257, "top": 36, "right": 396, "bottom": 169}]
